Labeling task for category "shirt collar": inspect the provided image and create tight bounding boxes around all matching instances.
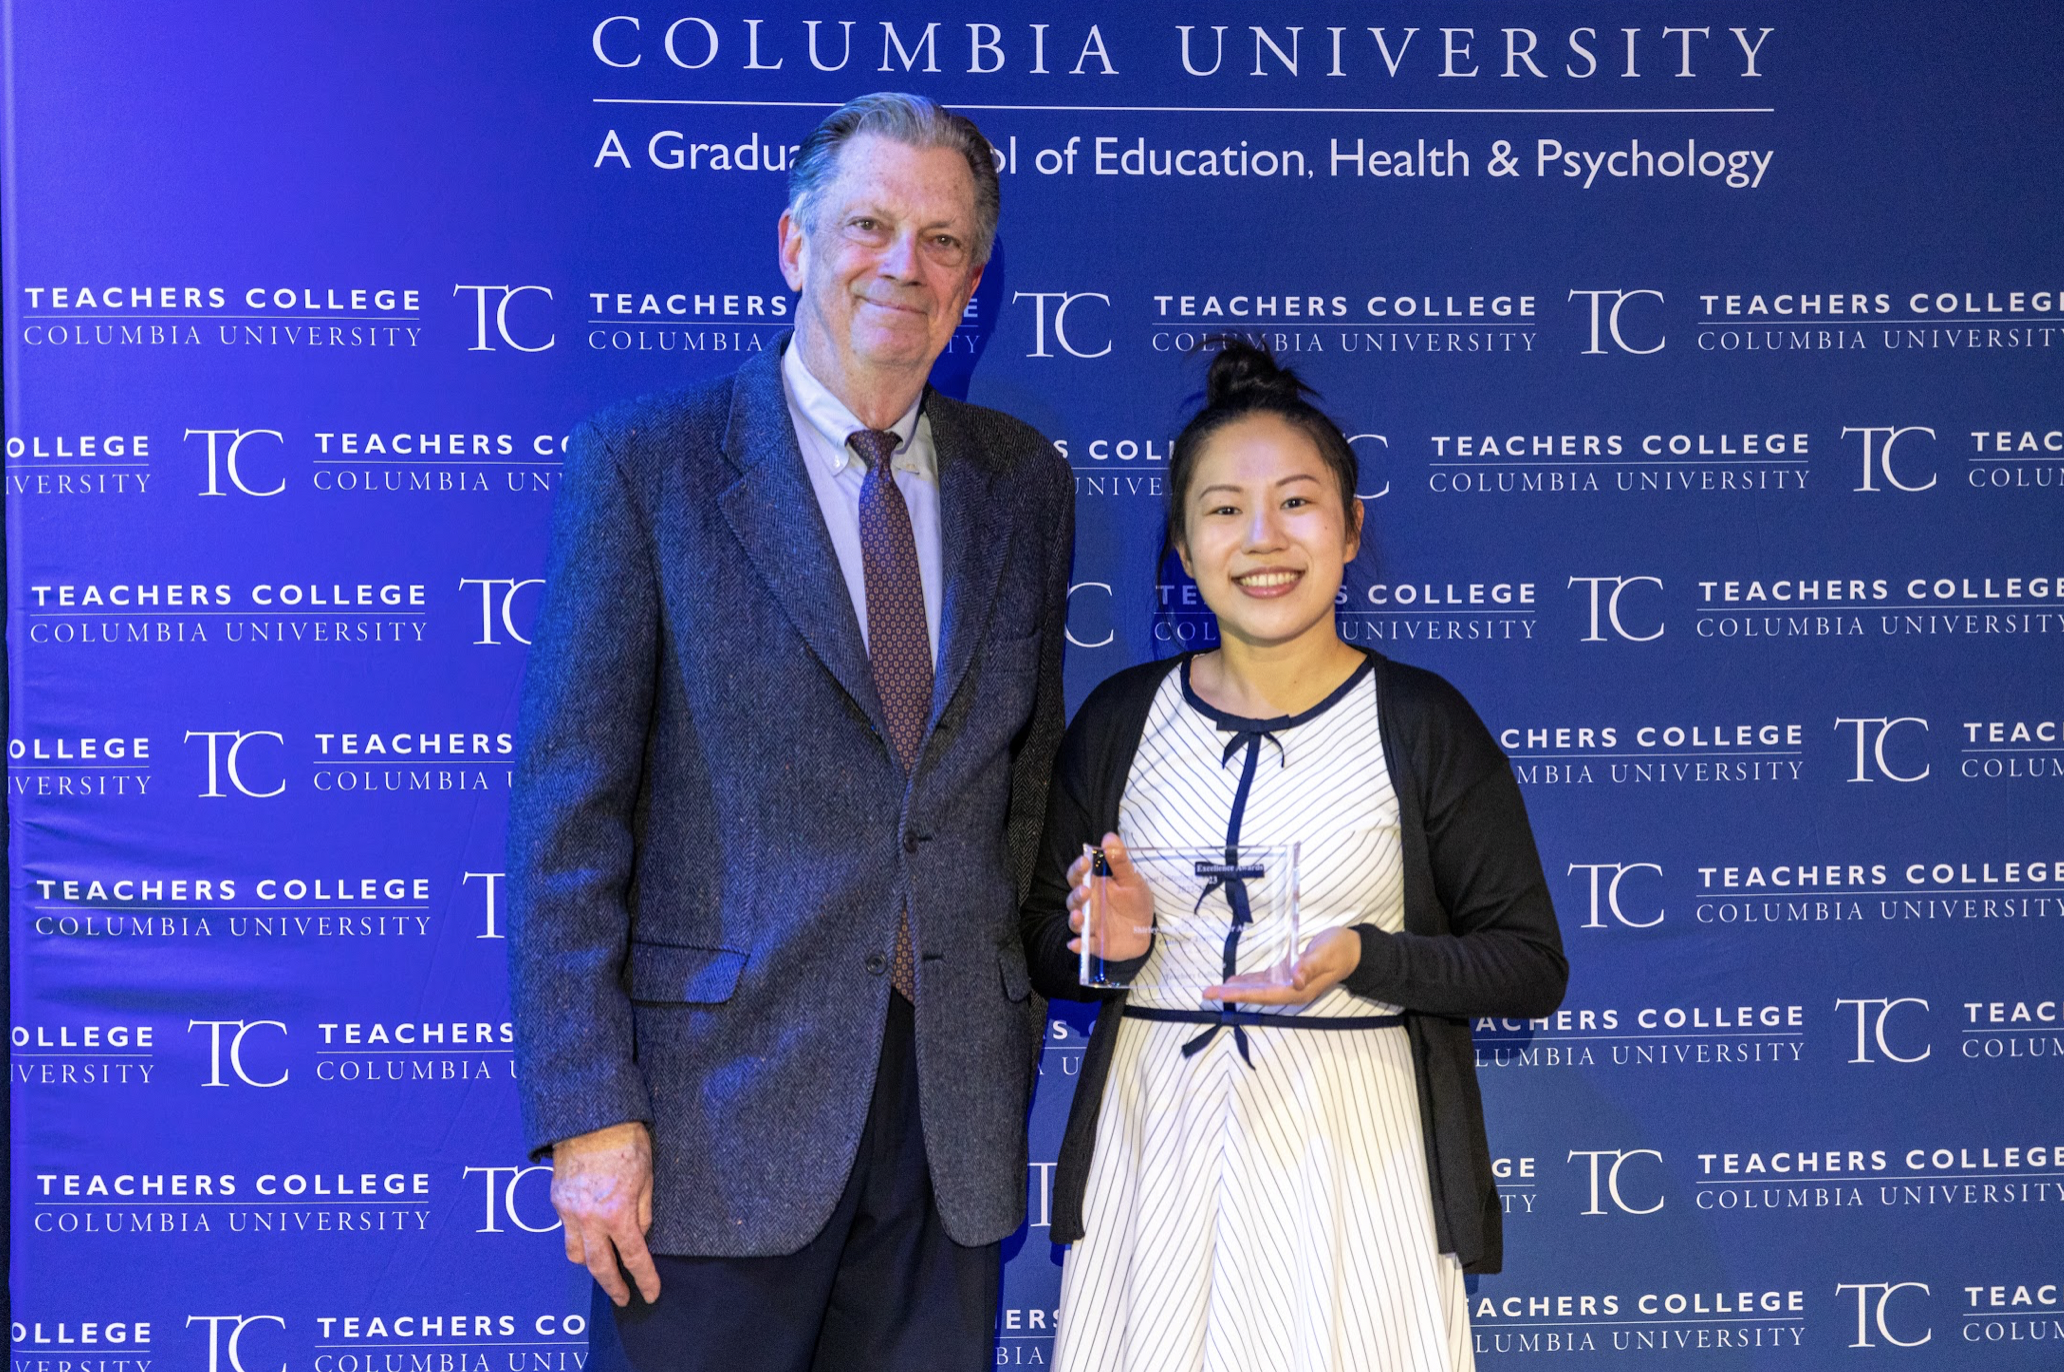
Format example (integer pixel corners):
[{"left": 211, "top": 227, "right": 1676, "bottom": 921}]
[{"left": 781, "top": 340, "right": 929, "bottom": 478}]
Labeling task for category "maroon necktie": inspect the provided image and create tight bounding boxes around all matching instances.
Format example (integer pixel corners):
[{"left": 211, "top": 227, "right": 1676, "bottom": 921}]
[{"left": 848, "top": 427, "right": 931, "bottom": 1001}]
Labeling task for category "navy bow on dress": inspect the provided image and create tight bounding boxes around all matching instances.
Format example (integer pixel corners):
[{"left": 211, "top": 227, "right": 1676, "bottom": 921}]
[{"left": 1177, "top": 723, "right": 1288, "bottom": 1065}]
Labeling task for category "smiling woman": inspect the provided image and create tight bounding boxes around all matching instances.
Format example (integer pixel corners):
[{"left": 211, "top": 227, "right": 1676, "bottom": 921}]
[
  {"left": 1020, "top": 341, "right": 1567, "bottom": 1372},
  {"left": 1163, "top": 348, "right": 1363, "bottom": 655}
]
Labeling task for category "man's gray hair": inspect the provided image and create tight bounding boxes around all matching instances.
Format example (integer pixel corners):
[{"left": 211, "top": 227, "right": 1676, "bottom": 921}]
[{"left": 787, "top": 92, "right": 1001, "bottom": 265}]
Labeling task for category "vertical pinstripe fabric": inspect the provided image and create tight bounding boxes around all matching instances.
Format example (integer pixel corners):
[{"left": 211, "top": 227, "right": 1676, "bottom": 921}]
[
  {"left": 1054, "top": 668, "right": 1472, "bottom": 1372},
  {"left": 850, "top": 427, "right": 930, "bottom": 1001}
]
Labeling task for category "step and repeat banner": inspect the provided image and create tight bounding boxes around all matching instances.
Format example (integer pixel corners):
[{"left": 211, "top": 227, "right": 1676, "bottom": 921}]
[{"left": 7, "top": 3, "right": 2061, "bottom": 1368}]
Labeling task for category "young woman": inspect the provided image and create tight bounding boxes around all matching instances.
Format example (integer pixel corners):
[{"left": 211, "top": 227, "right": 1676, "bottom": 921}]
[{"left": 1021, "top": 341, "right": 1567, "bottom": 1372}]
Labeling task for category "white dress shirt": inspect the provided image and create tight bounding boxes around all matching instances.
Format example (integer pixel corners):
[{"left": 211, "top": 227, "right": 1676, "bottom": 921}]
[{"left": 780, "top": 341, "right": 943, "bottom": 665}]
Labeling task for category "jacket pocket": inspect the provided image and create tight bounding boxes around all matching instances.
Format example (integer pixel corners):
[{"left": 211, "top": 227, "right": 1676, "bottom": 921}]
[
  {"left": 998, "top": 943, "right": 1033, "bottom": 1002},
  {"left": 629, "top": 943, "right": 748, "bottom": 1004},
  {"left": 982, "top": 626, "right": 1042, "bottom": 676}
]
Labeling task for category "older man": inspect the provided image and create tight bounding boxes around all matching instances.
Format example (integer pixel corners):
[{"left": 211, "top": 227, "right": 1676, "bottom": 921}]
[{"left": 507, "top": 93, "right": 1071, "bottom": 1371}]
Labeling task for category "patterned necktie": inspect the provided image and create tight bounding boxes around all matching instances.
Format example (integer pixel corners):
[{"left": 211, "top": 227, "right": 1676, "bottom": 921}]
[{"left": 848, "top": 427, "right": 932, "bottom": 1001}]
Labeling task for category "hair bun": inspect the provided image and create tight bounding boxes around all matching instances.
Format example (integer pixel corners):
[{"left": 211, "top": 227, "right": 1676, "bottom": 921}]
[{"left": 1203, "top": 338, "right": 1314, "bottom": 408}]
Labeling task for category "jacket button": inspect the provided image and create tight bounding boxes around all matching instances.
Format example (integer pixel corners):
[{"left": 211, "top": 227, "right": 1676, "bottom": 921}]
[
  {"left": 865, "top": 952, "right": 888, "bottom": 976},
  {"left": 903, "top": 833, "right": 921, "bottom": 853}
]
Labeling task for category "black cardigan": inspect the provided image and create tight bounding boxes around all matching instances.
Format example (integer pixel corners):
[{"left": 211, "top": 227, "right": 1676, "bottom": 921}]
[{"left": 1019, "top": 649, "right": 1567, "bottom": 1274}]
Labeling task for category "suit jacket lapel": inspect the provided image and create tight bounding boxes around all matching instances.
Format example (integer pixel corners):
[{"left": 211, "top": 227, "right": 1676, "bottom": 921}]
[
  {"left": 716, "top": 347, "right": 887, "bottom": 731},
  {"left": 927, "top": 394, "right": 1008, "bottom": 730}
]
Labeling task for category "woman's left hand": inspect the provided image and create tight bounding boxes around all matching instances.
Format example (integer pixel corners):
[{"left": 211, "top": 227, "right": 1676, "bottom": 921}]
[{"left": 1204, "top": 926, "right": 1363, "bottom": 1006}]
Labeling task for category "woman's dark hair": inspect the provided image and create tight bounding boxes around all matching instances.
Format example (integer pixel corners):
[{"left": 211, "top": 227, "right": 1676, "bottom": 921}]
[{"left": 1165, "top": 339, "right": 1362, "bottom": 553}]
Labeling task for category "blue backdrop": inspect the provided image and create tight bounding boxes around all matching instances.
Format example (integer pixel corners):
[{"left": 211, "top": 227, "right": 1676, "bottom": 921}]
[{"left": 8, "top": 3, "right": 2062, "bottom": 1368}]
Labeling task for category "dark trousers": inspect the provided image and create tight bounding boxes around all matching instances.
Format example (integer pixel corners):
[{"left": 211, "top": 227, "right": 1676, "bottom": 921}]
[{"left": 590, "top": 996, "right": 1001, "bottom": 1372}]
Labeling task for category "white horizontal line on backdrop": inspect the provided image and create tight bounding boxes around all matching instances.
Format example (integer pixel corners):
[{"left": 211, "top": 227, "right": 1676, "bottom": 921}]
[
  {"left": 594, "top": 97, "right": 1775, "bottom": 115},
  {"left": 1506, "top": 751, "right": 1802, "bottom": 760}
]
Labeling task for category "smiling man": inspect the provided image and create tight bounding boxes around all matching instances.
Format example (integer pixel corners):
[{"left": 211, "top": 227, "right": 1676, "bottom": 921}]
[{"left": 506, "top": 94, "right": 1072, "bottom": 1372}]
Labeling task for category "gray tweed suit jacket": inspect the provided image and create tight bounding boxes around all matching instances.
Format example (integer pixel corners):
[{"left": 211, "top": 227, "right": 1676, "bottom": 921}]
[{"left": 506, "top": 339, "right": 1072, "bottom": 1255}]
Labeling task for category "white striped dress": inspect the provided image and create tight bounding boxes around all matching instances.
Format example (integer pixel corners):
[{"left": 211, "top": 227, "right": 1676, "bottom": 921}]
[{"left": 1054, "top": 661, "right": 1473, "bottom": 1372}]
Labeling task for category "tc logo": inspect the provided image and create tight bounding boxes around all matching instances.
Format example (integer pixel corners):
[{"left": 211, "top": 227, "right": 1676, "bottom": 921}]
[
  {"left": 1568, "top": 576, "right": 1664, "bottom": 642},
  {"left": 462, "top": 1164, "right": 561, "bottom": 1233},
  {"left": 1346, "top": 432, "right": 1390, "bottom": 500},
  {"left": 189, "top": 1019, "right": 289, "bottom": 1087},
  {"left": 1013, "top": 291, "right": 1111, "bottom": 358},
  {"left": 187, "top": 1316, "right": 286, "bottom": 1372},
  {"left": 185, "top": 730, "right": 285, "bottom": 799},
  {"left": 1833, "top": 716, "right": 1930, "bottom": 783},
  {"left": 1843, "top": 425, "right": 1937, "bottom": 493},
  {"left": 1570, "top": 288, "right": 1664, "bottom": 355},
  {"left": 1064, "top": 582, "right": 1115, "bottom": 650},
  {"left": 186, "top": 428, "right": 286, "bottom": 497},
  {"left": 1835, "top": 1281, "right": 1931, "bottom": 1348},
  {"left": 1835, "top": 998, "right": 1930, "bottom": 1064},
  {"left": 1567, "top": 1149, "right": 1666, "bottom": 1215},
  {"left": 1568, "top": 862, "right": 1665, "bottom": 928},
  {"left": 459, "top": 577, "right": 544, "bottom": 645},
  {"left": 466, "top": 871, "right": 507, "bottom": 939},
  {"left": 454, "top": 284, "right": 555, "bottom": 353}
]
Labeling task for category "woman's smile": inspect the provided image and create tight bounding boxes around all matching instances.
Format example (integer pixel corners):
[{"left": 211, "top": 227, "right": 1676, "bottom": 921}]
[{"left": 1231, "top": 567, "right": 1304, "bottom": 597}]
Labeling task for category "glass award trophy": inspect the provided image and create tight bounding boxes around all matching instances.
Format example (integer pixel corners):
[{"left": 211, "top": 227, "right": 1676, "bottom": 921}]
[{"left": 1078, "top": 842, "right": 1301, "bottom": 995}]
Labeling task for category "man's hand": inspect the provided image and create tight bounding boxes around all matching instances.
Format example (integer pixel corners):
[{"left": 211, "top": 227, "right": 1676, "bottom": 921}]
[{"left": 550, "top": 1121, "right": 660, "bottom": 1306}]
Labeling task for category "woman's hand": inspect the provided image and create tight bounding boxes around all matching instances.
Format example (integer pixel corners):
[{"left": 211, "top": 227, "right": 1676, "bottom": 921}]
[
  {"left": 1067, "top": 833, "right": 1154, "bottom": 962},
  {"left": 1205, "top": 926, "right": 1363, "bottom": 1006}
]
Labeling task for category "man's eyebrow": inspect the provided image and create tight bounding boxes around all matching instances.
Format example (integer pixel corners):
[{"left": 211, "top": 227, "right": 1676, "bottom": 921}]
[{"left": 833, "top": 202, "right": 967, "bottom": 234}]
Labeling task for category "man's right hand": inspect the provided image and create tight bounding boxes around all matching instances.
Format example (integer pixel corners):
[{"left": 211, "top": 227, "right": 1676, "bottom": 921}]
[{"left": 550, "top": 1121, "right": 661, "bottom": 1306}]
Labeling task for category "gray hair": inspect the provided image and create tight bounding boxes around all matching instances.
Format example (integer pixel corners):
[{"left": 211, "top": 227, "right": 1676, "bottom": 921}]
[{"left": 787, "top": 92, "right": 1001, "bottom": 266}]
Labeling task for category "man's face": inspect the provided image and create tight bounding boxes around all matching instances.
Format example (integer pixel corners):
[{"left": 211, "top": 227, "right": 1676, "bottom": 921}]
[{"left": 779, "top": 133, "right": 985, "bottom": 376}]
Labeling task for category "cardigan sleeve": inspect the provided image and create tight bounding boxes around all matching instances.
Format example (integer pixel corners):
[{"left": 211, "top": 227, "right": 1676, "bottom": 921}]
[
  {"left": 1019, "top": 662, "right": 1174, "bottom": 1002},
  {"left": 1343, "top": 677, "right": 1568, "bottom": 1019},
  {"left": 1020, "top": 709, "right": 1116, "bottom": 1003}
]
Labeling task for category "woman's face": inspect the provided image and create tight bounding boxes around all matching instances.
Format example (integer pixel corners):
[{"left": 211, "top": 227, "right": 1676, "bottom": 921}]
[{"left": 1176, "top": 413, "right": 1361, "bottom": 653}]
